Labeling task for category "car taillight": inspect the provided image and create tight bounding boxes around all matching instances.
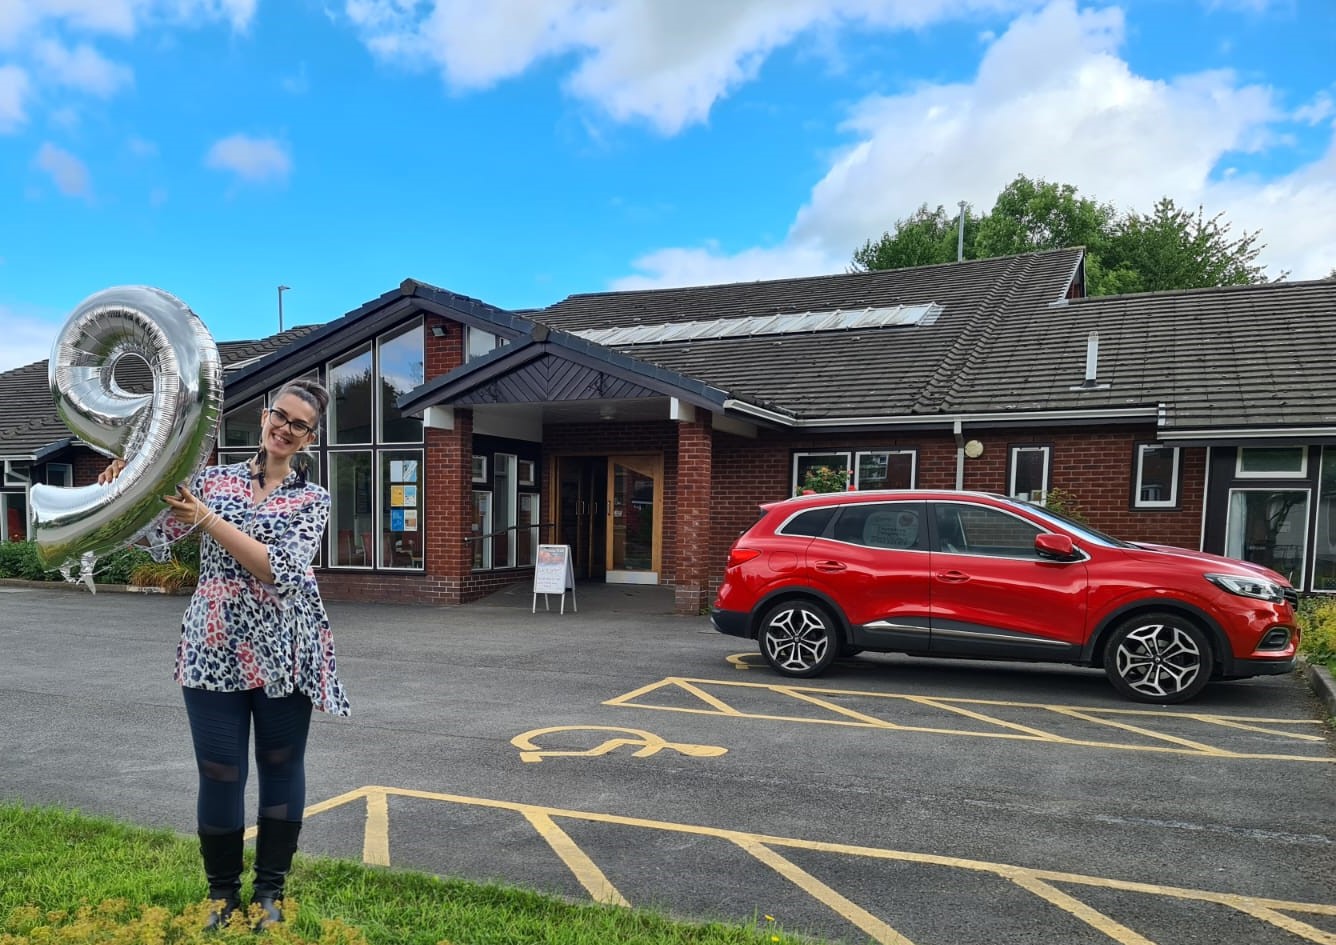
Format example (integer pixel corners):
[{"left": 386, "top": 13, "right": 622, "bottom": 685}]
[{"left": 726, "top": 547, "right": 762, "bottom": 568}]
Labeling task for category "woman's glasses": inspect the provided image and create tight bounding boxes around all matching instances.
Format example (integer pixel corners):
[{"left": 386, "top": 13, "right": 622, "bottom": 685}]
[{"left": 266, "top": 406, "right": 316, "bottom": 437}]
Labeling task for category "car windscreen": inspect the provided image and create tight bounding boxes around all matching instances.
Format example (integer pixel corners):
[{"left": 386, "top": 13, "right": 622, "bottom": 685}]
[{"left": 1012, "top": 501, "right": 1134, "bottom": 548}]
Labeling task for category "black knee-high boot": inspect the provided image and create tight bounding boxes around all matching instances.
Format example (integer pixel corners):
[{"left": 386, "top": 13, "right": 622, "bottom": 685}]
[
  {"left": 198, "top": 829, "right": 244, "bottom": 931},
  {"left": 252, "top": 817, "right": 302, "bottom": 930}
]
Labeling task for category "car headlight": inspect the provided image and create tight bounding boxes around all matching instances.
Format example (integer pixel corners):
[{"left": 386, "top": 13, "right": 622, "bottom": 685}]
[{"left": 1205, "top": 572, "right": 1286, "bottom": 603}]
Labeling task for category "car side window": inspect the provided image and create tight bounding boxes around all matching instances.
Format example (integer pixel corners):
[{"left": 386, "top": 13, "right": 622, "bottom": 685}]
[
  {"left": 936, "top": 504, "right": 1042, "bottom": 558},
  {"left": 779, "top": 506, "right": 837, "bottom": 537},
  {"left": 832, "top": 503, "right": 923, "bottom": 550}
]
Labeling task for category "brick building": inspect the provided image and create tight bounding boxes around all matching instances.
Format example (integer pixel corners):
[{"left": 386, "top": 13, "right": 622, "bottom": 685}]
[{"left": 4, "top": 248, "right": 1336, "bottom": 614}]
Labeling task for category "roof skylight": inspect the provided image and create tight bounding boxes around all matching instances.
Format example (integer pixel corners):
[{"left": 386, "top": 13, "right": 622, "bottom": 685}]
[{"left": 571, "top": 303, "right": 941, "bottom": 347}]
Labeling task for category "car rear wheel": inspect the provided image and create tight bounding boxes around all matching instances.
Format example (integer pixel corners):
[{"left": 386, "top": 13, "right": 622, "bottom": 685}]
[
  {"left": 758, "top": 599, "right": 840, "bottom": 677},
  {"left": 1104, "top": 613, "right": 1213, "bottom": 704}
]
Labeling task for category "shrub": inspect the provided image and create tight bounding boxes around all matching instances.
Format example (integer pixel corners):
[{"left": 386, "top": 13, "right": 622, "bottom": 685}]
[
  {"left": 1296, "top": 596, "right": 1336, "bottom": 667},
  {"left": 0, "top": 541, "right": 54, "bottom": 581},
  {"left": 797, "top": 465, "right": 849, "bottom": 494}
]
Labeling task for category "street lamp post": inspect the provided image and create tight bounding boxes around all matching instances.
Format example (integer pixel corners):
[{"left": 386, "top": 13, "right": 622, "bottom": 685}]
[{"left": 277, "top": 285, "right": 290, "bottom": 332}]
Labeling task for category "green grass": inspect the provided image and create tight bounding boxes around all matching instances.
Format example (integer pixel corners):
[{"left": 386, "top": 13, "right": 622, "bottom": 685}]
[{"left": 0, "top": 804, "right": 816, "bottom": 945}]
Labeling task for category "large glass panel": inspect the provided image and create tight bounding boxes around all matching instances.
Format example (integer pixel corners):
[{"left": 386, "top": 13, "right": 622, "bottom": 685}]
[
  {"left": 1237, "top": 447, "right": 1307, "bottom": 478},
  {"left": 793, "top": 452, "right": 851, "bottom": 494},
  {"left": 221, "top": 395, "right": 264, "bottom": 448},
  {"left": 329, "top": 345, "right": 373, "bottom": 444},
  {"left": 378, "top": 321, "right": 425, "bottom": 443},
  {"left": 2, "top": 492, "right": 27, "bottom": 541},
  {"left": 612, "top": 460, "right": 655, "bottom": 571},
  {"left": 329, "top": 451, "right": 374, "bottom": 567},
  {"left": 1315, "top": 452, "right": 1336, "bottom": 591},
  {"left": 517, "top": 493, "right": 539, "bottom": 567},
  {"left": 472, "top": 491, "right": 492, "bottom": 570},
  {"left": 1225, "top": 489, "right": 1309, "bottom": 587},
  {"left": 381, "top": 450, "right": 423, "bottom": 570},
  {"left": 493, "top": 453, "right": 515, "bottom": 568}
]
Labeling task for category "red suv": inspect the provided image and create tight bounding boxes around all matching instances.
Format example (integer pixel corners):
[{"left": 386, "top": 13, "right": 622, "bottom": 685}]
[{"left": 711, "top": 491, "right": 1300, "bottom": 704}]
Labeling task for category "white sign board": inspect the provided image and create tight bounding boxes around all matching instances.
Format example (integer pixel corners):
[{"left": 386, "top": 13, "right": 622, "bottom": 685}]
[{"left": 533, "top": 544, "right": 576, "bottom": 613}]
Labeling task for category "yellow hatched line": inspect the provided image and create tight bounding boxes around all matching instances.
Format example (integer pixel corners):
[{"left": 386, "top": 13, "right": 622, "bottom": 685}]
[
  {"left": 1187, "top": 715, "right": 1328, "bottom": 742},
  {"left": 733, "top": 835, "right": 916, "bottom": 945},
  {"left": 1046, "top": 707, "right": 1230, "bottom": 755},
  {"left": 307, "top": 786, "right": 1336, "bottom": 945},
  {"left": 609, "top": 678, "right": 1335, "bottom": 762},
  {"left": 1002, "top": 871, "right": 1156, "bottom": 945}
]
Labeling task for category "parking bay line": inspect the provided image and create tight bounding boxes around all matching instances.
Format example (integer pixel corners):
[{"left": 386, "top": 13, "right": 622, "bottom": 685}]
[
  {"left": 298, "top": 785, "right": 1336, "bottom": 945},
  {"left": 605, "top": 677, "right": 1334, "bottom": 762}
]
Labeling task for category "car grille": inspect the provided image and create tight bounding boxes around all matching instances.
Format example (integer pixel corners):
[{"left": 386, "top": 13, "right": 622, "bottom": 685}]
[{"left": 1284, "top": 588, "right": 1300, "bottom": 609}]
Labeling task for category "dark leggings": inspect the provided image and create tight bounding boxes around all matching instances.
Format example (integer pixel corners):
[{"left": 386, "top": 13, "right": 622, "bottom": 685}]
[{"left": 182, "top": 686, "right": 313, "bottom": 835}]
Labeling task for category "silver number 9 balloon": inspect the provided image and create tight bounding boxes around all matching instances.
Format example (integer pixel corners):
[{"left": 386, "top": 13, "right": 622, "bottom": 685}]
[{"left": 30, "top": 286, "right": 223, "bottom": 572}]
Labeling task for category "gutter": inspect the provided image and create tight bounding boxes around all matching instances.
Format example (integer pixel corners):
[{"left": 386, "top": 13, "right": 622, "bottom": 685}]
[{"left": 721, "top": 400, "right": 1160, "bottom": 429}]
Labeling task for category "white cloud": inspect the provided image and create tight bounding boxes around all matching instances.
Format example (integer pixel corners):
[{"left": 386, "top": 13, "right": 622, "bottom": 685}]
[
  {"left": 612, "top": 241, "right": 845, "bottom": 292},
  {"left": 0, "top": 308, "right": 63, "bottom": 373},
  {"left": 33, "top": 142, "right": 93, "bottom": 198},
  {"left": 0, "top": 64, "right": 29, "bottom": 131},
  {"left": 204, "top": 134, "right": 292, "bottom": 183},
  {"left": 619, "top": 0, "right": 1333, "bottom": 287},
  {"left": 33, "top": 39, "right": 134, "bottom": 97},
  {"left": 342, "top": 0, "right": 1039, "bottom": 135}
]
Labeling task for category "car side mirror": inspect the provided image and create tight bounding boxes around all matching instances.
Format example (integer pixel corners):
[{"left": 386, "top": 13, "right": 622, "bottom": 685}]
[{"left": 1035, "top": 532, "right": 1078, "bottom": 561}]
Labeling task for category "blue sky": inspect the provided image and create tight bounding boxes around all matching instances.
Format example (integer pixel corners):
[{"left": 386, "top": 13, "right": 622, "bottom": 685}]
[{"left": 1, "top": 0, "right": 1333, "bottom": 373}]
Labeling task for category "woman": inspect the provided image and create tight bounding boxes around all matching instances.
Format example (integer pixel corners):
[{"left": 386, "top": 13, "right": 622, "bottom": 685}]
[{"left": 100, "top": 378, "right": 350, "bottom": 930}]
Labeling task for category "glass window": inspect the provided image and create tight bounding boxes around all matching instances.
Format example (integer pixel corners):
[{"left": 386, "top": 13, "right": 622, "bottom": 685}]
[
  {"left": 939, "top": 503, "right": 1043, "bottom": 558},
  {"left": 832, "top": 502, "right": 923, "bottom": 550},
  {"left": 1134, "top": 444, "right": 1179, "bottom": 508},
  {"left": 1009, "top": 446, "right": 1051, "bottom": 504},
  {"left": 1237, "top": 447, "right": 1307, "bottom": 478},
  {"left": 329, "top": 451, "right": 374, "bottom": 567},
  {"left": 855, "top": 450, "right": 915, "bottom": 490},
  {"left": 2, "top": 492, "right": 27, "bottom": 541},
  {"left": 378, "top": 320, "right": 424, "bottom": 444},
  {"left": 1225, "top": 489, "right": 1309, "bottom": 587},
  {"left": 780, "top": 507, "right": 837, "bottom": 537},
  {"left": 381, "top": 451, "right": 423, "bottom": 570},
  {"left": 466, "top": 327, "right": 499, "bottom": 361},
  {"left": 221, "top": 395, "right": 264, "bottom": 448},
  {"left": 472, "top": 455, "right": 488, "bottom": 483},
  {"left": 494, "top": 453, "right": 516, "bottom": 568},
  {"left": 517, "top": 493, "right": 539, "bottom": 567},
  {"left": 472, "top": 491, "right": 493, "bottom": 570},
  {"left": 44, "top": 463, "right": 72, "bottom": 487},
  {"left": 793, "top": 452, "right": 852, "bottom": 494},
  {"left": 329, "top": 345, "right": 373, "bottom": 444},
  {"left": 1313, "top": 451, "right": 1336, "bottom": 591}
]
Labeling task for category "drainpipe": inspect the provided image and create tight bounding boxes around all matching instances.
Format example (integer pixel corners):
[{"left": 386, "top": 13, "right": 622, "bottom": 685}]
[{"left": 953, "top": 418, "right": 965, "bottom": 490}]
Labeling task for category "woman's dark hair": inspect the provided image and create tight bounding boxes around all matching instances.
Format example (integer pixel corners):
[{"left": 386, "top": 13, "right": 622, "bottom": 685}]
[{"left": 253, "top": 378, "right": 331, "bottom": 488}]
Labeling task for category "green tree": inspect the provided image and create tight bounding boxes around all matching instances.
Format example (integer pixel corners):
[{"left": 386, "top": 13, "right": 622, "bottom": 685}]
[
  {"left": 972, "top": 175, "right": 1117, "bottom": 259},
  {"left": 851, "top": 175, "right": 1274, "bottom": 296},
  {"left": 1095, "top": 197, "right": 1270, "bottom": 294},
  {"left": 851, "top": 203, "right": 979, "bottom": 271}
]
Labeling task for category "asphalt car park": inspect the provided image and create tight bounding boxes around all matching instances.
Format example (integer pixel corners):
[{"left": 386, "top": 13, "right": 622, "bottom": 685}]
[{"left": 1, "top": 583, "right": 1333, "bottom": 945}]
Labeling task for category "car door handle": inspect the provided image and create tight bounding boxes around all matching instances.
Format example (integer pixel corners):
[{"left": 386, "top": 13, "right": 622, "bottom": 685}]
[
  {"left": 936, "top": 570, "right": 970, "bottom": 583},
  {"left": 813, "top": 560, "right": 848, "bottom": 572}
]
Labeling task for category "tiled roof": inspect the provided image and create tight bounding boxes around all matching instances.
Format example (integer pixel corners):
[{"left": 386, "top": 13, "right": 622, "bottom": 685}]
[
  {"left": 956, "top": 277, "right": 1336, "bottom": 433},
  {"left": 535, "top": 249, "right": 1085, "bottom": 421},
  {"left": 0, "top": 326, "right": 323, "bottom": 461}
]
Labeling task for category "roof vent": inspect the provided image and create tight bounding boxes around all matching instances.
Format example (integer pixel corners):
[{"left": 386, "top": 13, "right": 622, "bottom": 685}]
[{"left": 1070, "top": 331, "right": 1110, "bottom": 391}]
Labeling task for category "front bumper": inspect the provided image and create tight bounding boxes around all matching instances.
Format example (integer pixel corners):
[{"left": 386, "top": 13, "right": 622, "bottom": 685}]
[
  {"left": 711, "top": 608, "right": 750, "bottom": 638},
  {"left": 1222, "top": 655, "right": 1298, "bottom": 679}
]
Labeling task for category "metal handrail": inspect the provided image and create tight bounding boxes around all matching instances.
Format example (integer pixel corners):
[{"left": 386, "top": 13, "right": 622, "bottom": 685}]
[{"left": 463, "top": 521, "right": 559, "bottom": 544}]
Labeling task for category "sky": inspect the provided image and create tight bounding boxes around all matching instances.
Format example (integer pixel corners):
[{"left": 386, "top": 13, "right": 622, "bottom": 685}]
[{"left": 1, "top": 0, "right": 1333, "bottom": 374}]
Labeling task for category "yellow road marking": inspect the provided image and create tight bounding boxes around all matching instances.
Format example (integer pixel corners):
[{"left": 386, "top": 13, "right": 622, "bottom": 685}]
[
  {"left": 1002, "top": 871, "right": 1156, "bottom": 945},
  {"left": 606, "top": 677, "right": 1334, "bottom": 762},
  {"left": 363, "top": 789, "right": 390, "bottom": 866},
  {"left": 733, "top": 835, "right": 916, "bottom": 945},
  {"left": 523, "top": 809, "right": 629, "bottom": 907},
  {"left": 510, "top": 725, "right": 726, "bottom": 763},
  {"left": 303, "top": 785, "right": 1336, "bottom": 945}
]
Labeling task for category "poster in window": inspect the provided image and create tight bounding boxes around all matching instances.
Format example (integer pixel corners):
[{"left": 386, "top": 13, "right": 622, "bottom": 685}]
[
  {"left": 390, "top": 460, "right": 418, "bottom": 483},
  {"left": 391, "top": 485, "right": 405, "bottom": 507},
  {"left": 403, "top": 509, "right": 418, "bottom": 531},
  {"left": 403, "top": 485, "right": 417, "bottom": 506},
  {"left": 390, "top": 508, "right": 405, "bottom": 531}
]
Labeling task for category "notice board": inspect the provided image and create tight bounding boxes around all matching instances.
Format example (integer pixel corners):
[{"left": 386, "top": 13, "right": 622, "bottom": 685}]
[{"left": 532, "top": 544, "right": 577, "bottom": 613}]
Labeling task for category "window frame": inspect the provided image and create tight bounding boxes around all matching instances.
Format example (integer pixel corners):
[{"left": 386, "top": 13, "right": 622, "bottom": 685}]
[
  {"left": 1133, "top": 443, "right": 1180, "bottom": 509},
  {"left": 792, "top": 451, "right": 853, "bottom": 495},
  {"left": 853, "top": 449, "right": 916, "bottom": 490},
  {"left": 1235, "top": 446, "right": 1308, "bottom": 479},
  {"left": 1007, "top": 445, "right": 1052, "bottom": 504}
]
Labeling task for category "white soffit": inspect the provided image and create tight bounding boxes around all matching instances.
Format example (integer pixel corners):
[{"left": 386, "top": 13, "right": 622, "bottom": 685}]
[{"left": 572, "top": 303, "right": 941, "bottom": 346}]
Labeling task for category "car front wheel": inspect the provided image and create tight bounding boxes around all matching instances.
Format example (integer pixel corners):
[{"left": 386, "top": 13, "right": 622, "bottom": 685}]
[
  {"left": 758, "top": 600, "right": 840, "bottom": 677},
  {"left": 1104, "top": 613, "right": 1213, "bottom": 704}
]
